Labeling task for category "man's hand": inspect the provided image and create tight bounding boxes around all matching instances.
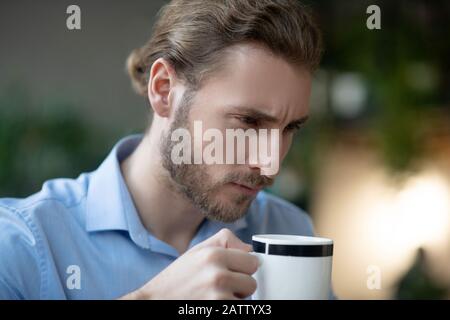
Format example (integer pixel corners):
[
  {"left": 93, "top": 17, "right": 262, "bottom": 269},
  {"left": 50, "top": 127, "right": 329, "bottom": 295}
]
[{"left": 120, "top": 228, "right": 259, "bottom": 300}]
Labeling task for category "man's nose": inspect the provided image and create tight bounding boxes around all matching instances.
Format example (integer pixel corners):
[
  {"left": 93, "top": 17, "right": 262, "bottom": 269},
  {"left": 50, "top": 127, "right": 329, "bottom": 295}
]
[{"left": 247, "top": 130, "right": 281, "bottom": 177}]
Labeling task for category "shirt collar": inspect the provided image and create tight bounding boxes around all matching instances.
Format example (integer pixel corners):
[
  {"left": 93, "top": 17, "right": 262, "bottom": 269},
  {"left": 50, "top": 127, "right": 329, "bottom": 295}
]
[
  {"left": 86, "top": 134, "right": 150, "bottom": 249},
  {"left": 85, "top": 134, "right": 248, "bottom": 250}
]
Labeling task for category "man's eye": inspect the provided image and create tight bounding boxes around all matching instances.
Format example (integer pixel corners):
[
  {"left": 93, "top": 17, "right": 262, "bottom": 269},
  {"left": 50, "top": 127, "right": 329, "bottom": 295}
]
[
  {"left": 238, "top": 116, "right": 259, "bottom": 126},
  {"left": 284, "top": 123, "right": 302, "bottom": 133}
]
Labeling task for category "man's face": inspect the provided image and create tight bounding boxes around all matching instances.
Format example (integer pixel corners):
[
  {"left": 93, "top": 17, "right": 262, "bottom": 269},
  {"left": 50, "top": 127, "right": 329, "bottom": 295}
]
[{"left": 160, "top": 43, "right": 312, "bottom": 223}]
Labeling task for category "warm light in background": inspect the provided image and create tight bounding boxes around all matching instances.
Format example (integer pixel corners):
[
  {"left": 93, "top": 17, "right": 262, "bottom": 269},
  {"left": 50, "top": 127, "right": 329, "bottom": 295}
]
[
  {"left": 367, "top": 171, "right": 450, "bottom": 265},
  {"left": 392, "top": 172, "right": 449, "bottom": 248},
  {"left": 312, "top": 145, "right": 450, "bottom": 299}
]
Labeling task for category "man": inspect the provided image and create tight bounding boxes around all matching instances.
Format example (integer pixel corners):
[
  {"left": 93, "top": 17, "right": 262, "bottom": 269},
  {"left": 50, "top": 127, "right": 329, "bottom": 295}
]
[{"left": 0, "top": 0, "right": 324, "bottom": 299}]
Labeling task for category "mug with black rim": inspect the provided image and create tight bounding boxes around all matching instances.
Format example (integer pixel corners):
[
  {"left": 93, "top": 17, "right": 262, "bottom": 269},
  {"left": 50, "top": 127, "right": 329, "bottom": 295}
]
[{"left": 251, "top": 234, "right": 333, "bottom": 300}]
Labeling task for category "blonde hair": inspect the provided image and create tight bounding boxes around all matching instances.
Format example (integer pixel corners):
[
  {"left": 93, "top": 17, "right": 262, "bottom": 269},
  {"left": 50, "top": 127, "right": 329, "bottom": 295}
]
[{"left": 127, "top": 0, "right": 323, "bottom": 96}]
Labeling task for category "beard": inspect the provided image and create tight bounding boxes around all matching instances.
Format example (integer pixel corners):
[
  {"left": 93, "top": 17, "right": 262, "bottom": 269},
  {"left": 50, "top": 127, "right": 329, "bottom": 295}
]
[{"left": 159, "top": 90, "right": 273, "bottom": 223}]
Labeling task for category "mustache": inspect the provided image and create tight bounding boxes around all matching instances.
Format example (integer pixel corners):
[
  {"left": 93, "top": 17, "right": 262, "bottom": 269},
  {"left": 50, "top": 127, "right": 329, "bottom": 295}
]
[{"left": 222, "top": 172, "right": 274, "bottom": 189}]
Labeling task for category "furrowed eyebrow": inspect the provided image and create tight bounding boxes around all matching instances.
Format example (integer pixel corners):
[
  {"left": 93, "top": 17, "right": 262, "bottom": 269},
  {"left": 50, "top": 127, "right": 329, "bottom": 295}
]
[
  {"left": 286, "top": 115, "right": 309, "bottom": 128},
  {"left": 227, "top": 105, "right": 309, "bottom": 127},
  {"left": 227, "top": 106, "right": 279, "bottom": 123}
]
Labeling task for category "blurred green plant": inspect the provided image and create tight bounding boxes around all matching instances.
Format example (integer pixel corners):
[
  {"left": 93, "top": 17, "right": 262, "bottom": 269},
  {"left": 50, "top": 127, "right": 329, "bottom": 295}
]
[
  {"left": 315, "top": 0, "right": 448, "bottom": 175},
  {"left": 0, "top": 83, "right": 117, "bottom": 198},
  {"left": 394, "top": 248, "right": 449, "bottom": 299}
]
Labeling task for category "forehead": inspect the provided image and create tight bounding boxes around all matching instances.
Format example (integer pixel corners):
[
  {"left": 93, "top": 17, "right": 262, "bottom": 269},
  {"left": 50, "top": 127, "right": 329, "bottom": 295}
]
[{"left": 191, "top": 42, "right": 312, "bottom": 122}]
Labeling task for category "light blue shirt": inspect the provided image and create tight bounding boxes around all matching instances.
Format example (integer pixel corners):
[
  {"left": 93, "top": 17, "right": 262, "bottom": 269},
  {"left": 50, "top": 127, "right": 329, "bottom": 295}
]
[{"left": 0, "top": 135, "right": 317, "bottom": 299}]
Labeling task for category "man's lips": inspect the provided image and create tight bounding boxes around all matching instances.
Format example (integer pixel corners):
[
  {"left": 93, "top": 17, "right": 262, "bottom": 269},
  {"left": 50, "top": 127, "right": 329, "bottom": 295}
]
[{"left": 229, "top": 182, "right": 263, "bottom": 196}]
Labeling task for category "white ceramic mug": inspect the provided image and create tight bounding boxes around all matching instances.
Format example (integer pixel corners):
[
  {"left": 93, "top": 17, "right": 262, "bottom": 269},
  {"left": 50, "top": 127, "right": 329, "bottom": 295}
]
[{"left": 251, "top": 234, "right": 333, "bottom": 300}]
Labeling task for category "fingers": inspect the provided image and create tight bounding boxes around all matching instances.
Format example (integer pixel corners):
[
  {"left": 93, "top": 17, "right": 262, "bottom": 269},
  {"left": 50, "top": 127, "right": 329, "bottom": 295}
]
[
  {"left": 224, "top": 248, "right": 259, "bottom": 275},
  {"left": 226, "top": 272, "right": 257, "bottom": 299},
  {"left": 189, "top": 228, "right": 259, "bottom": 300},
  {"left": 210, "top": 269, "right": 257, "bottom": 299},
  {"left": 197, "top": 228, "right": 252, "bottom": 252}
]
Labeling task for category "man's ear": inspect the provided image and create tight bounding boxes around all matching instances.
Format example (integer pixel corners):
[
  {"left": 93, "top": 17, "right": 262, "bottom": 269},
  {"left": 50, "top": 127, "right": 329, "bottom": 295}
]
[{"left": 147, "top": 58, "right": 176, "bottom": 118}]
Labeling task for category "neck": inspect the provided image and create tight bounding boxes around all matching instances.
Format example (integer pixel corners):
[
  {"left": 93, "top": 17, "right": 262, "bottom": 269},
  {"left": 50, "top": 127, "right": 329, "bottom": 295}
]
[{"left": 120, "top": 132, "right": 205, "bottom": 254}]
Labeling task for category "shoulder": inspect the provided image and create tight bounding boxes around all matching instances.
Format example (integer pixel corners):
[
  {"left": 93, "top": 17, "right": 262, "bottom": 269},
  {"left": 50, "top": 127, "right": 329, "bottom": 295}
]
[
  {"left": 246, "top": 191, "right": 316, "bottom": 236},
  {"left": 0, "top": 173, "right": 89, "bottom": 212},
  {"left": 0, "top": 174, "right": 90, "bottom": 231},
  {"left": 0, "top": 174, "right": 90, "bottom": 299},
  {"left": 0, "top": 203, "right": 42, "bottom": 298}
]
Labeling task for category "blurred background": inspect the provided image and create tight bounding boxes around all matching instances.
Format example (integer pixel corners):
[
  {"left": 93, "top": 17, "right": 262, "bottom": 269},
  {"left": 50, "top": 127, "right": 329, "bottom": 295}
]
[{"left": 0, "top": 0, "right": 449, "bottom": 299}]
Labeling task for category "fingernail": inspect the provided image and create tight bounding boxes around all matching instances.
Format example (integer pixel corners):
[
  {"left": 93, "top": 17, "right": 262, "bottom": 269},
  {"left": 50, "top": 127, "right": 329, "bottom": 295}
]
[{"left": 256, "top": 255, "right": 263, "bottom": 267}]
